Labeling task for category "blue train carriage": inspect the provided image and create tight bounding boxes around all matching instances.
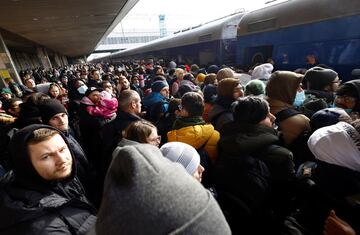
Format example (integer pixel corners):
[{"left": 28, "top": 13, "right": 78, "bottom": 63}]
[
  {"left": 102, "top": 12, "right": 244, "bottom": 66},
  {"left": 236, "top": 0, "right": 360, "bottom": 80}
]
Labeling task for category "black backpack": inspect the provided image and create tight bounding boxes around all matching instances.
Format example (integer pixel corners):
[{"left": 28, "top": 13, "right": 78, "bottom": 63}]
[{"left": 275, "top": 108, "right": 314, "bottom": 167}]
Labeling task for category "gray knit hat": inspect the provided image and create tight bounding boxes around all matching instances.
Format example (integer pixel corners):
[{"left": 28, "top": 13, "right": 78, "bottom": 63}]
[
  {"left": 97, "top": 144, "right": 231, "bottom": 235},
  {"left": 160, "top": 142, "right": 200, "bottom": 175}
]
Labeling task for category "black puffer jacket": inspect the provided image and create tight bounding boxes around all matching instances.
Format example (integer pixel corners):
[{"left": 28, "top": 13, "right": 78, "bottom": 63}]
[
  {"left": 214, "top": 122, "right": 295, "bottom": 234},
  {"left": 0, "top": 124, "right": 96, "bottom": 235}
]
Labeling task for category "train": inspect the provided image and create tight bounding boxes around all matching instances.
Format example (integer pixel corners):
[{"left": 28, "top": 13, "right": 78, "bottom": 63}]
[{"left": 92, "top": 0, "right": 360, "bottom": 80}]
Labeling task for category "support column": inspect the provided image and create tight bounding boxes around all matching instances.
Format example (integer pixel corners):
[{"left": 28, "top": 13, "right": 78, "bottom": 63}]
[
  {"left": 0, "top": 33, "right": 22, "bottom": 86},
  {"left": 37, "top": 47, "right": 52, "bottom": 70},
  {"left": 54, "top": 53, "right": 63, "bottom": 67},
  {"left": 62, "top": 55, "right": 68, "bottom": 66}
]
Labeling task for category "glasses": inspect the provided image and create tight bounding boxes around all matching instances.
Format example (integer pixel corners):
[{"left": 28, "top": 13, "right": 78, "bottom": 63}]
[
  {"left": 148, "top": 135, "right": 161, "bottom": 143},
  {"left": 335, "top": 95, "right": 357, "bottom": 103}
]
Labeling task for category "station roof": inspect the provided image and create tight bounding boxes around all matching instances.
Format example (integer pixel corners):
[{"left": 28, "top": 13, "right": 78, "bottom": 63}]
[{"left": 0, "top": 0, "right": 138, "bottom": 57}]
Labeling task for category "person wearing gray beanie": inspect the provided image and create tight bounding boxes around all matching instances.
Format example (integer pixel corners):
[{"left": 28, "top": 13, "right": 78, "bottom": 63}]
[
  {"left": 304, "top": 66, "right": 341, "bottom": 105},
  {"left": 96, "top": 143, "right": 231, "bottom": 235},
  {"left": 160, "top": 142, "right": 205, "bottom": 182}
]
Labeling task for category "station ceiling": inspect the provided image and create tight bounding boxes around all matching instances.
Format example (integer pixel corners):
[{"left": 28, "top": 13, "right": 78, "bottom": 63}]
[{"left": 0, "top": 0, "right": 138, "bottom": 57}]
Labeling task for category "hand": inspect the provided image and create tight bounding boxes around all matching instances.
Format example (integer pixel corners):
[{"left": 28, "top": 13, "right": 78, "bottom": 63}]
[{"left": 324, "top": 210, "right": 356, "bottom": 235}]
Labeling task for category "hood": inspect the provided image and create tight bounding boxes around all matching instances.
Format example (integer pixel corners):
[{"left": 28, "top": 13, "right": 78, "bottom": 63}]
[
  {"left": 308, "top": 122, "right": 360, "bottom": 172},
  {"left": 8, "top": 124, "right": 76, "bottom": 191},
  {"left": 96, "top": 143, "right": 230, "bottom": 234},
  {"left": 220, "top": 122, "right": 279, "bottom": 155},
  {"left": 266, "top": 71, "right": 303, "bottom": 105},
  {"left": 142, "top": 92, "right": 166, "bottom": 108}
]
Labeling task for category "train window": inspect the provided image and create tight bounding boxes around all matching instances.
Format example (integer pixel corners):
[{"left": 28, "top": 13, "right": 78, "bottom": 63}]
[
  {"left": 199, "top": 34, "right": 212, "bottom": 42},
  {"left": 248, "top": 18, "right": 277, "bottom": 32}
]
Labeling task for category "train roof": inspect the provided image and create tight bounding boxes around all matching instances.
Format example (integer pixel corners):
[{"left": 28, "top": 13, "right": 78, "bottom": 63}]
[
  {"left": 238, "top": 0, "right": 360, "bottom": 36},
  {"left": 96, "top": 12, "right": 245, "bottom": 61}
]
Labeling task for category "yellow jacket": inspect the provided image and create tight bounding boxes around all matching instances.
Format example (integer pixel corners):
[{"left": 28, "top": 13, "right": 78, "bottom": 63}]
[{"left": 167, "top": 124, "right": 219, "bottom": 162}]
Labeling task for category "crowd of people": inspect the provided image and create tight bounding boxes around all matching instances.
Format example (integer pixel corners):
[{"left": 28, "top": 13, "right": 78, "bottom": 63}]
[{"left": 0, "top": 60, "right": 359, "bottom": 235}]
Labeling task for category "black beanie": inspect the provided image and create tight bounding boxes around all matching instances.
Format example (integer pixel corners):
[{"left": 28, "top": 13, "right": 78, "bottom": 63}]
[
  {"left": 305, "top": 66, "right": 338, "bottom": 90},
  {"left": 39, "top": 99, "right": 67, "bottom": 124}
]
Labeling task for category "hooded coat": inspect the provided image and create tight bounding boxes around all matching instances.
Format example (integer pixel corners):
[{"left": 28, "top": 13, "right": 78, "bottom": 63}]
[
  {"left": 0, "top": 124, "right": 96, "bottom": 235},
  {"left": 214, "top": 122, "right": 295, "bottom": 234},
  {"left": 266, "top": 71, "right": 310, "bottom": 145},
  {"left": 96, "top": 143, "right": 231, "bottom": 235}
]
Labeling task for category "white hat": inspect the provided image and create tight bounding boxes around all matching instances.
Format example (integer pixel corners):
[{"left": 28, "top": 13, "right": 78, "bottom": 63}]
[
  {"left": 160, "top": 142, "right": 200, "bottom": 175},
  {"left": 308, "top": 121, "right": 360, "bottom": 172},
  {"left": 251, "top": 63, "right": 274, "bottom": 81}
]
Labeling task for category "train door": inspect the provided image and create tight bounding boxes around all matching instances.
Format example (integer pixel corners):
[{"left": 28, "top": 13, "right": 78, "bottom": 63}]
[
  {"left": 199, "top": 51, "right": 215, "bottom": 66},
  {"left": 244, "top": 45, "right": 273, "bottom": 66}
]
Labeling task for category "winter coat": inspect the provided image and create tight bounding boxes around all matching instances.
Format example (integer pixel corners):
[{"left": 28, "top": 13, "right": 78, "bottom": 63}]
[
  {"left": 142, "top": 92, "right": 169, "bottom": 122},
  {"left": 266, "top": 71, "right": 310, "bottom": 145},
  {"left": 214, "top": 122, "right": 295, "bottom": 234},
  {"left": 78, "top": 98, "right": 106, "bottom": 168},
  {"left": 208, "top": 96, "right": 234, "bottom": 132},
  {"left": 267, "top": 98, "right": 310, "bottom": 145},
  {"left": 167, "top": 122, "right": 219, "bottom": 162},
  {"left": 100, "top": 111, "right": 142, "bottom": 175},
  {"left": 0, "top": 124, "right": 96, "bottom": 235}
]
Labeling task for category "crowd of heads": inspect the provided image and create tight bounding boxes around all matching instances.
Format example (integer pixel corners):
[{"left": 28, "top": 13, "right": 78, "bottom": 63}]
[{"left": 0, "top": 59, "right": 359, "bottom": 234}]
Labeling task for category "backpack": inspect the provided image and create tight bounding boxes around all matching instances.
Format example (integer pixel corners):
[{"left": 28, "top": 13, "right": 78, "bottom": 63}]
[
  {"left": 144, "top": 100, "right": 168, "bottom": 123},
  {"left": 275, "top": 108, "right": 314, "bottom": 167},
  {"left": 274, "top": 108, "right": 301, "bottom": 130}
]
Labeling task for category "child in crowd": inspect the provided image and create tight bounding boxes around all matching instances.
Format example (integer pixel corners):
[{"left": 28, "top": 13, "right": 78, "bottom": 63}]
[
  {"left": 82, "top": 87, "right": 118, "bottom": 121},
  {"left": 48, "top": 82, "right": 69, "bottom": 109}
]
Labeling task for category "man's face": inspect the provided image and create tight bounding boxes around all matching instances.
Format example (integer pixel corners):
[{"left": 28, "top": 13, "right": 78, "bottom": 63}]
[
  {"left": 49, "top": 113, "right": 69, "bottom": 131},
  {"left": 92, "top": 71, "right": 101, "bottom": 80},
  {"left": 335, "top": 95, "right": 357, "bottom": 110},
  {"left": 9, "top": 100, "right": 22, "bottom": 117},
  {"left": 25, "top": 78, "right": 35, "bottom": 89},
  {"left": 160, "top": 87, "right": 170, "bottom": 98},
  {"left": 2, "top": 93, "right": 12, "bottom": 100},
  {"left": 29, "top": 134, "right": 73, "bottom": 180},
  {"left": 120, "top": 78, "right": 130, "bottom": 91},
  {"left": 131, "top": 96, "right": 142, "bottom": 115}
]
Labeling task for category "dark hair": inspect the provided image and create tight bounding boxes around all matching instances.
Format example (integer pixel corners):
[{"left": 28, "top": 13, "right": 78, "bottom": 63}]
[
  {"left": 232, "top": 96, "right": 269, "bottom": 124},
  {"left": 168, "top": 98, "right": 181, "bottom": 113},
  {"left": 183, "top": 73, "right": 194, "bottom": 81},
  {"left": 3, "top": 97, "right": 21, "bottom": 111},
  {"left": 181, "top": 92, "right": 204, "bottom": 117},
  {"left": 91, "top": 69, "right": 99, "bottom": 75},
  {"left": 124, "top": 120, "right": 157, "bottom": 143},
  {"left": 336, "top": 83, "right": 358, "bottom": 97}
]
